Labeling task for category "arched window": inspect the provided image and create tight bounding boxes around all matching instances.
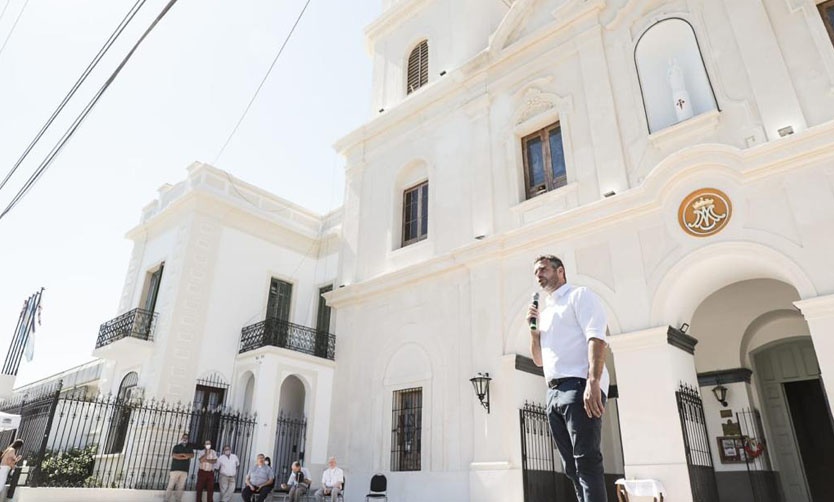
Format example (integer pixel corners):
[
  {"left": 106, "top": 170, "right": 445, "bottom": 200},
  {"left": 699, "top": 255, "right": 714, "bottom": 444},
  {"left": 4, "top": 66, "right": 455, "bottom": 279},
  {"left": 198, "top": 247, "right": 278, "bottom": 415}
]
[
  {"left": 105, "top": 372, "right": 139, "bottom": 454},
  {"left": 635, "top": 19, "right": 717, "bottom": 133},
  {"left": 117, "top": 372, "right": 139, "bottom": 399},
  {"left": 406, "top": 40, "right": 429, "bottom": 95}
]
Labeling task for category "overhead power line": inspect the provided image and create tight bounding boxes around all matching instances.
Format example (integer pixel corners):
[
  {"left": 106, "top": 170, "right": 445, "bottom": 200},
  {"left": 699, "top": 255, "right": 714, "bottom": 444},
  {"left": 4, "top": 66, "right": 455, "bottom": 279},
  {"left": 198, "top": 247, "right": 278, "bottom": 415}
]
[
  {"left": 213, "top": 0, "right": 312, "bottom": 164},
  {"left": 0, "top": 0, "right": 29, "bottom": 61},
  {"left": 0, "top": 0, "right": 148, "bottom": 195},
  {"left": 0, "top": 0, "right": 180, "bottom": 222},
  {"left": 0, "top": 0, "right": 12, "bottom": 27}
]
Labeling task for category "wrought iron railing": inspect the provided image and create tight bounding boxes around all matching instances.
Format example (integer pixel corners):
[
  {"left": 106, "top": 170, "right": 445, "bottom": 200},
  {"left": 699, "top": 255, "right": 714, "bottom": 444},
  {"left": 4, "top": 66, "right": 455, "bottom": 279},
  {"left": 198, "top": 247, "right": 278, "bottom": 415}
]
[
  {"left": 676, "top": 383, "right": 720, "bottom": 502},
  {"left": 3, "top": 383, "right": 256, "bottom": 490},
  {"left": 95, "top": 308, "right": 157, "bottom": 349},
  {"left": 239, "top": 318, "right": 335, "bottom": 360}
]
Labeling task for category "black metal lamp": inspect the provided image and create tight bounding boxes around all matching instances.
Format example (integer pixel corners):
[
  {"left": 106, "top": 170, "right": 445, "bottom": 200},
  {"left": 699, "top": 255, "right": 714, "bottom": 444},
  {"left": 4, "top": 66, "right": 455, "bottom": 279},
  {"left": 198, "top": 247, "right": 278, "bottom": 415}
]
[
  {"left": 712, "top": 383, "right": 728, "bottom": 407},
  {"left": 470, "top": 372, "right": 492, "bottom": 413}
]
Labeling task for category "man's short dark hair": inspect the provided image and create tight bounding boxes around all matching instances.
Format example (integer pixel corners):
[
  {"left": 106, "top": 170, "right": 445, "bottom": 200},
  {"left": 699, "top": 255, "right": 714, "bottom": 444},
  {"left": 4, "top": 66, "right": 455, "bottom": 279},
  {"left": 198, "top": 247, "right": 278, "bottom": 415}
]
[
  {"left": 533, "top": 255, "right": 563, "bottom": 271},
  {"left": 292, "top": 461, "right": 301, "bottom": 468}
]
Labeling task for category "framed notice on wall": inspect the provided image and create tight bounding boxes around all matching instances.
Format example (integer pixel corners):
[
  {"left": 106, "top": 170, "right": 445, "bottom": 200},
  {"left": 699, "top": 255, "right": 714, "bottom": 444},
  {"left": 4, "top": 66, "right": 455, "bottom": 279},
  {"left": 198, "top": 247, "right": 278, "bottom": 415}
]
[{"left": 717, "top": 436, "right": 747, "bottom": 464}]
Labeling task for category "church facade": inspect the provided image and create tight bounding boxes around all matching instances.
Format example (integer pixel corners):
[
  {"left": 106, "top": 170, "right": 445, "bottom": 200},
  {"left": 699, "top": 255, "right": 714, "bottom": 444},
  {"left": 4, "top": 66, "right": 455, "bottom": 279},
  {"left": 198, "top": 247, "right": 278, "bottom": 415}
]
[{"left": 23, "top": 1, "right": 834, "bottom": 501}]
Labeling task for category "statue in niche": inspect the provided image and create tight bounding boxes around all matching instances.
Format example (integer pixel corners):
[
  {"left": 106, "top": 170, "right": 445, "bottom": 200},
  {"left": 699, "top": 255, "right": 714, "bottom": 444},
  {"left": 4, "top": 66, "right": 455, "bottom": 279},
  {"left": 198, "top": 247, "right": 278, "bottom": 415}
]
[{"left": 667, "top": 57, "right": 694, "bottom": 122}]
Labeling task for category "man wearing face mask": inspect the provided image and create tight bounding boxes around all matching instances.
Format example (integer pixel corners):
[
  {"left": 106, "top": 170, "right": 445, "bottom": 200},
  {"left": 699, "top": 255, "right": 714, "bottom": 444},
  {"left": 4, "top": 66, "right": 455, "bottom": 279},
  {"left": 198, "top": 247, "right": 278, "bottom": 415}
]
[
  {"left": 215, "top": 445, "right": 239, "bottom": 502},
  {"left": 196, "top": 439, "right": 218, "bottom": 502},
  {"left": 166, "top": 433, "right": 194, "bottom": 502}
]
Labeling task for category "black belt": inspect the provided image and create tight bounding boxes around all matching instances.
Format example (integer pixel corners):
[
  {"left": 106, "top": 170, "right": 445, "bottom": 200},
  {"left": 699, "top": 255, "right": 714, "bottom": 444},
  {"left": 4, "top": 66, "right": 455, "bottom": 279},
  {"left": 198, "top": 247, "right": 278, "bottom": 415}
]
[{"left": 548, "top": 377, "right": 585, "bottom": 389}]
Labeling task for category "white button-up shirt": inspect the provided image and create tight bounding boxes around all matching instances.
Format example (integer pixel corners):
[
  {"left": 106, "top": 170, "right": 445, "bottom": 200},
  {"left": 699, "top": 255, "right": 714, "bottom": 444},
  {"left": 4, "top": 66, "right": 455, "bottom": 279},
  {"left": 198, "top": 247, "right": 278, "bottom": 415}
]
[
  {"left": 538, "top": 283, "right": 609, "bottom": 396},
  {"left": 215, "top": 453, "right": 239, "bottom": 477},
  {"left": 321, "top": 466, "right": 344, "bottom": 488}
]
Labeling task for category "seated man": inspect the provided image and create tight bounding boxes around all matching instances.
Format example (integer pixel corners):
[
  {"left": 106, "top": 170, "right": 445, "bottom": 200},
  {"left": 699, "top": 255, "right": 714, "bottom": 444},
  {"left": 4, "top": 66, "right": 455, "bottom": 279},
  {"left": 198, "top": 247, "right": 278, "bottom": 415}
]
[
  {"left": 314, "top": 457, "right": 344, "bottom": 502},
  {"left": 241, "top": 454, "right": 274, "bottom": 502},
  {"left": 280, "top": 461, "right": 311, "bottom": 502}
]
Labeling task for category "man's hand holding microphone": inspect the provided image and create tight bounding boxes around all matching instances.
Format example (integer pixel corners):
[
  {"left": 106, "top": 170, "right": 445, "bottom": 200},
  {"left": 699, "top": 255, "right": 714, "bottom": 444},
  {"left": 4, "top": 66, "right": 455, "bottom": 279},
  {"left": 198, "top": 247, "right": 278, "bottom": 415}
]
[{"left": 528, "top": 292, "right": 543, "bottom": 367}]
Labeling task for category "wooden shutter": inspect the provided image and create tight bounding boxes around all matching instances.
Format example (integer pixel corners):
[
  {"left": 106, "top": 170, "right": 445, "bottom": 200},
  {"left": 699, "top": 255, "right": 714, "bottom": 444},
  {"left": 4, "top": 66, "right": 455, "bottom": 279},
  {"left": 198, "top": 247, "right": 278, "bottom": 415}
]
[{"left": 407, "top": 40, "right": 429, "bottom": 94}]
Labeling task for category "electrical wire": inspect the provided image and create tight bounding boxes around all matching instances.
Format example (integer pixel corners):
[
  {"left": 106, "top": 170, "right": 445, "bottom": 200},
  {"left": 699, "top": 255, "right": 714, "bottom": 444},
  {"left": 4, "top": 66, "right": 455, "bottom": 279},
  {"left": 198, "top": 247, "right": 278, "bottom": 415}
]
[
  {"left": 0, "top": 0, "right": 12, "bottom": 27},
  {"left": 0, "top": 0, "right": 180, "bottom": 221},
  {"left": 212, "top": 0, "right": 311, "bottom": 165},
  {"left": 0, "top": 0, "right": 148, "bottom": 194},
  {"left": 0, "top": 0, "right": 29, "bottom": 61}
]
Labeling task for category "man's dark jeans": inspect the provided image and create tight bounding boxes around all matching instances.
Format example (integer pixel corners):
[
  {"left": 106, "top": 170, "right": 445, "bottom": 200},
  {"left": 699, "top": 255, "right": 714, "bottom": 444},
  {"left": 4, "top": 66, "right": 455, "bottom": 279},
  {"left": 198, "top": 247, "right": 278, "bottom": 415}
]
[{"left": 546, "top": 377, "right": 607, "bottom": 502}]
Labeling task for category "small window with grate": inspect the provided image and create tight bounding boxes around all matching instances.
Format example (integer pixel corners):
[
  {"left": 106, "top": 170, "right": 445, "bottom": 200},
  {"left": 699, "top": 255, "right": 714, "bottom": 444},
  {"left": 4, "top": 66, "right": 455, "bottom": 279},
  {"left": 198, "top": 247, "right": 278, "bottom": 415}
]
[
  {"left": 406, "top": 40, "right": 429, "bottom": 95},
  {"left": 391, "top": 387, "right": 422, "bottom": 471},
  {"left": 401, "top": 181, "right": 428, "bottom": 246},
  {"left": 522, "top": 122, "right": 567, "bottom": 200}
]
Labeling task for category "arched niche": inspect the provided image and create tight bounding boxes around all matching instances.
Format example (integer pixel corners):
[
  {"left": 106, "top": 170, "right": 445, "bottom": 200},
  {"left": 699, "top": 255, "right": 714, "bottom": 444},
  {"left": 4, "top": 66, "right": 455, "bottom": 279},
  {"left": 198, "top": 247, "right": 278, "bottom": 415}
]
[
  {"left": 635, "top": 18, "right": 718, "bottom": 133},
  {"left": 278, "top": 375, "right": 306, "bottom": 419}
]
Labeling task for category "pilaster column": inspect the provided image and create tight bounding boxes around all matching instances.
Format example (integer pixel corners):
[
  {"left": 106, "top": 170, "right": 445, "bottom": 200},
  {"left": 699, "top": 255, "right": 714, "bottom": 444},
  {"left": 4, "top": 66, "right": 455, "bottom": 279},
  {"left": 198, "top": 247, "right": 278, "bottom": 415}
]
[
  {"left": 794, "top": 293, "right": 834, "bottom": 404},
  {"left": 251, "top": 355, "right": 279, "bottom": 457},
  {"left": 608, "top": 326, "right": 700, "bottom": 502}
]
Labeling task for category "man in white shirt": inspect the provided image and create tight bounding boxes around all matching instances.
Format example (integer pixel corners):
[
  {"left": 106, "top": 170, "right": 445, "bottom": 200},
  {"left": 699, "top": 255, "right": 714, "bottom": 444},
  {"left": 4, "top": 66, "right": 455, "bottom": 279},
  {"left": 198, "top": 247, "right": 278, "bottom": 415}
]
[
  {"left": 215, "top": 445, "right": 240, "bottom": 502},
  {"left": 314, "top": 456, "right": 344, "bottom": 502},
  {"left": 528, "top": 255, "right": 608, "bottom": 502}
]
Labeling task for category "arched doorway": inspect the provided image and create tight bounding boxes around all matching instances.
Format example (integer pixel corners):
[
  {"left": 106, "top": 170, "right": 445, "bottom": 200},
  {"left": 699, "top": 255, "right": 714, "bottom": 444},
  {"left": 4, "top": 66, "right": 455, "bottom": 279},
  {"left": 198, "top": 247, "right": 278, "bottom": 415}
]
[
  {"left": 753, "top": 338, "right": 834, "bottom": 502},
  {"left": 239, "top": 371, "right": 255, "bottom": 415},
  {"left": 105, "top": 371, "right": 138, "bottom": 454},
  {"left": 273, "top": 375, "right": 307, "bottom": 487},
  {"left": 689, "top": 278, "right": 834, "bottom": 502}
]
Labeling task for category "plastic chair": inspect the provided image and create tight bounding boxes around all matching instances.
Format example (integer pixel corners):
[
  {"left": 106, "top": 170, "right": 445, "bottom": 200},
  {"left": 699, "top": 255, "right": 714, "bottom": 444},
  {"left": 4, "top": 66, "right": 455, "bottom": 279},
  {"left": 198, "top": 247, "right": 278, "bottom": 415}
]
[{"left": 365, "top": 474, "right": 388, "bottom": 501}]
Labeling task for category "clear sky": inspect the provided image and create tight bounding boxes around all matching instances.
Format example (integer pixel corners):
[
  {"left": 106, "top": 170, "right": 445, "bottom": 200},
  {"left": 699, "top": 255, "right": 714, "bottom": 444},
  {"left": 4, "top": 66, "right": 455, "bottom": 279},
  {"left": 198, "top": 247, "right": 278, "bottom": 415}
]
[{"left": 0, "top": 0, "right": 381, "bottom": 386}]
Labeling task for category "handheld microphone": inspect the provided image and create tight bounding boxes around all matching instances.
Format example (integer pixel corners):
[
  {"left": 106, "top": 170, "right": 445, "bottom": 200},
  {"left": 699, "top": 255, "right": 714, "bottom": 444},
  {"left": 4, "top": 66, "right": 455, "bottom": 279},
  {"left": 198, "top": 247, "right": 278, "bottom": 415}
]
[{"left": 529, "top": 292, "right": 540, "bottom": 331}]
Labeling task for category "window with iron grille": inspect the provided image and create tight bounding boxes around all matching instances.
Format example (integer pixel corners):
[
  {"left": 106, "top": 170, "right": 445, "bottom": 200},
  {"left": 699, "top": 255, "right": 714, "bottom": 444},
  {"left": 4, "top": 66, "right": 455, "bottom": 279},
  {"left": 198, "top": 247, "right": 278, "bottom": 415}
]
[
  {"left": 406, "top": 40, "right": 428, "bottom": 95},
  {"left": 402, "top": 181, "right": 428, "bottom": 246},
  {"left": 522, "top": 122, "right": 567, "bottom": 200},
  {"left": 391, "top": 387, "right": 422, "bottom": 471}
]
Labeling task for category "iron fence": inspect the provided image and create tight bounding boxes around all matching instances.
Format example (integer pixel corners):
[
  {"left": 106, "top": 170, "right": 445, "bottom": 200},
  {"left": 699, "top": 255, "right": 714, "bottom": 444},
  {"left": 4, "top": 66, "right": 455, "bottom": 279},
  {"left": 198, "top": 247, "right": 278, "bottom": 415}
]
[
  {"left": 737, "top": 408, "right": 779, "bottom": 502},
  {"left": 1, "top": 384, "right": 256, "bottom": 491},
  {"left": 676, "top": 383, "right": 719, "bottom": 502},
  {"left": 240, "top": 317, "right": 335, "bottom": 360},
  {"left": 95, "top": 308, "right": 157, "bottom": 349},
  {"left": 272, "top": 413, "right": 307, "bottom": 487},
  {"left": 519, "top": 401, "right": 559, "bottom": 501}
]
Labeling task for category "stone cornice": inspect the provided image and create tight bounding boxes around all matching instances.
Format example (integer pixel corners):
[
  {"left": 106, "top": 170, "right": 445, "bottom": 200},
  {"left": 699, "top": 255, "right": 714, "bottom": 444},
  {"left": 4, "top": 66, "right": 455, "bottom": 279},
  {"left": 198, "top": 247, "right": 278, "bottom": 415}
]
[
  {"left": 514, "top": 355, "right": 543, "bottom": 377},
  {"left": 697, "top": 368, "right": 753, "bottom": 386},
  {"left": 125, "top": 188, "right": 332, "bottom": 259},
  {"left": 667, "top": 326, "right": 698, "bottom": 355},
  {"left": 607, "top": 326, "right": 672, "bottom": 354},
  {"left": 795, "top": 293, "right": 834, "bottom": 320},
  {"left": 329, "top": 124, "right": 834, "bottom": 308}
]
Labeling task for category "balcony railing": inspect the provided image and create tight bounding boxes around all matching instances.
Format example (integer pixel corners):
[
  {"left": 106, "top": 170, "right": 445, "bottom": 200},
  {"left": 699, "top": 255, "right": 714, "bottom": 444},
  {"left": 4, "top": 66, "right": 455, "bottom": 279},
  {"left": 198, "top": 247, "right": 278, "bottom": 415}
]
[
  {"left": 95, "top": 308, "right": 157, "bottom": 349},
  {"left": 239, "top": 318, "right": 335, "bottom": 360}
]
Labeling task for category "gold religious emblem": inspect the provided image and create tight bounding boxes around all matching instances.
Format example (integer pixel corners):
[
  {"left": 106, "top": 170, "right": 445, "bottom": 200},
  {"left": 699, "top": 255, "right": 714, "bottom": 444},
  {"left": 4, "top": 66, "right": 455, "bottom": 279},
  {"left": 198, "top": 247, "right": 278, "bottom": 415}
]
[{"left": 678, "top": 188, "right": 732, "bottom": 237}]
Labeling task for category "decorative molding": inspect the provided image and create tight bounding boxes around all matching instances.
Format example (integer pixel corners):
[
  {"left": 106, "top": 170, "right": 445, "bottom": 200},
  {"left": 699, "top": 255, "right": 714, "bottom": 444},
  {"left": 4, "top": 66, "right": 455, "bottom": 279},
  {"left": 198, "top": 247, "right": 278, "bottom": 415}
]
[
  {"left": 647, "top": 109, "right": 721, "bottom": 149},
  {"left": 795, "top": 293, "right": 834, "bottom": 321},
  {"left": 697, "top": 368, "right": 752, "bottom": 387},
  {"left": 667, "top": 326, "right": 698, "bottom": 354},
  {"left": 516, "top": 87, "right": 558, "bottom": 125}
]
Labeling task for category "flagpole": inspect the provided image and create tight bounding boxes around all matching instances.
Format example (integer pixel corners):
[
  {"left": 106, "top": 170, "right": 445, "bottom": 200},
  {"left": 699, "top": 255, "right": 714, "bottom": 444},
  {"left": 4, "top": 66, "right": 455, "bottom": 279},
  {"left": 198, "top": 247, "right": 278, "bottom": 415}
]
[
  {"left": 1, "top": 296, "right": 28, "bottom": 375},
  {"left": 3, "top": 287, "right": 44, "bottom": 376}
]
